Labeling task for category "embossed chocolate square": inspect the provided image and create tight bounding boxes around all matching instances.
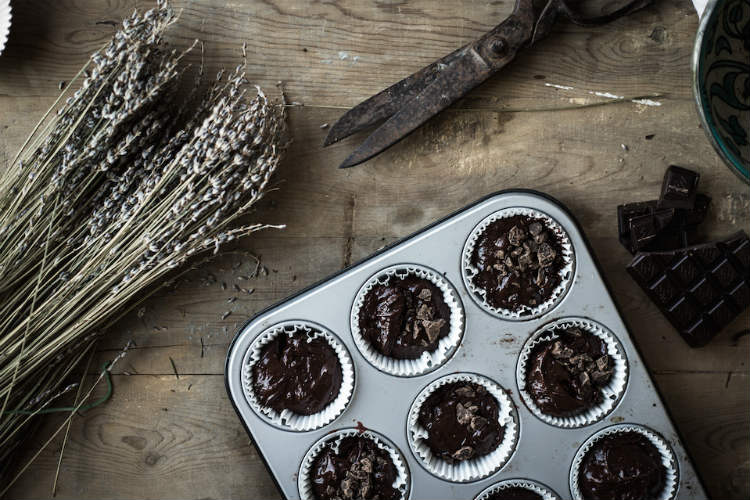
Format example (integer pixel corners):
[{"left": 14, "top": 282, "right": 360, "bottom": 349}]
[{"left": 658, "top": 165, "right": 700, "bottom": 210}]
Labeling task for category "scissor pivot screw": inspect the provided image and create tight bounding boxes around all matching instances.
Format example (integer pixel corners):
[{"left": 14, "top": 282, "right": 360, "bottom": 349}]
[{"left": 491, "top": 39, "right": 508, "bottom": 56}]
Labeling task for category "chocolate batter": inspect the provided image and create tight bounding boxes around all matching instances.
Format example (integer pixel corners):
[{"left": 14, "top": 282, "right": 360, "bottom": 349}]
[
  {"left": 311, "top": 436, "right": 400, "bottom": 500},
  {"left": 252, "top": 331, "right": 342, "bottom": 415},
  {"left": 486, "top": 487, "right": 543, "bottom": 500},
  {"left": 525, "top": 327, "right": 614, "bottom": 417},
  {"left": 417, "top": 382, "right": 504, "bottom": 463},
  {"left": 359, "top": 275, "right": 451, "bottom": 359},
  {"left": 470, "top": 215, "right": 564, "bottom": 312},
  {"left": 579, "top": 432, "right": 666, "bottom": 500}
]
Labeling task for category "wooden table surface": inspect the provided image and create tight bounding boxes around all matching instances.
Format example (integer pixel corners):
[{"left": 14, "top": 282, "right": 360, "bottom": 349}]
[{"left": 1, "top": 0, "right": 748, "bottom": 498}]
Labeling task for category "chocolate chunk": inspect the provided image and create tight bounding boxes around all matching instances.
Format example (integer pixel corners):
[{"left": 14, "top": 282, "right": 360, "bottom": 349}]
[
  {"left": 537, "top": 242, "right": 556, "bottom": 267},
  {"left": 628, "top": 209, "right": 675, "bottom": 253},
  {"left": 529, "top": 222, "right": 543, "bottom": 236},
  {"left": 508, "top": 225, "right": 526, "bottom": 246},
  {"left": 618, "top": 195, "right": 712, "bottom": 254},
  {"left": 417, "top": 288, "right": 432, "bottom": 301},
  {"left": 423, "top": 318, "right": 446, "bottom": 343},
  {"left": 470, "top": 415, "right": 488, "bottom": 431},
  {"left": 627, "top": 231, "right": 750, "bottom": 347},
  {"left": 454, "top": 385, "right": 476, "bottom": 398},
  {"left": 455, "top": 402, "right": 473, "bottom": 425},
  {"left": 659, "top": 165, "right": 700, "bottom": 210},
  {"left": 452, "top": 446, "right": 474, "bottom": 461}
]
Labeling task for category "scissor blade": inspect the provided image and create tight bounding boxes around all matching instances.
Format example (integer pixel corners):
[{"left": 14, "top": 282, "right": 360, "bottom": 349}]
[
  {"left": 338, "top": 49, "right": 492, "bottom": 169},
  {"left": 323, "top": 45, "right": 468, "bottom": 147}
]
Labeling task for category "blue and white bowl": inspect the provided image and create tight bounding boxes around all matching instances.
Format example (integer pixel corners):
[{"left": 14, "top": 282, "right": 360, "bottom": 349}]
[{"left": 693, "top": 0, "right": 750, "bottom": 183}]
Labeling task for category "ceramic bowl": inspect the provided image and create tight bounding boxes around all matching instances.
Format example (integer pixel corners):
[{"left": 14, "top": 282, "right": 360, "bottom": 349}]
[{"left": 692, "top": 0, "right": 750, "bottom": 183}]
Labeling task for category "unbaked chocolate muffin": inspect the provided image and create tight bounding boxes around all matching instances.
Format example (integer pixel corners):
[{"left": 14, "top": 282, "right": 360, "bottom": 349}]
[
  {"left": 311, "top": 435, "right": 400, "bottom": 500},
  {"left": 578, "top": 432, "right": 666, "bottom": 500},
  {"left": 359, "top": 275, "right": 451, "bottom": 359},
  {"left": 486, "top": 487, "right": 543, "bottom": 500},
  {"left": 252, "top": 331, "right": 342, "bottom": 415},
  {"left": 470, "top": 215, "right": 564, "bottom": 311},
  {"left": 417, "top": 382, "right": 504, "bottom": 463},
  {"left": 525, "top": 327, "right": 614, "bottom": 418}
]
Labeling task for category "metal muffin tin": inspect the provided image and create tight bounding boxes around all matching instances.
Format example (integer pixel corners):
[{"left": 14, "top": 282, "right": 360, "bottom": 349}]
[{"left": 225, "top": 190, "right": 708, "bottom": 500}]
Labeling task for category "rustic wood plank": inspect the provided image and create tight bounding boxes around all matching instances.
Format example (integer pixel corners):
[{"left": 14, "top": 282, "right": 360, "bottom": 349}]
[
  {"left": 6, "top": 373, "right": 748, "bottom": 499},
  {"left": 0, "top": 0, "right": 700, "bottom": 107}
]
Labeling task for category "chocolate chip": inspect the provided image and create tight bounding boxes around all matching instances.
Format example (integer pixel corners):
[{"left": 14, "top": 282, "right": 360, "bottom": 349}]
[
  {"left": 418, "top": 288, "right": 432, "bottom": 301},
  {"left": 452, "top": 446, "right": 474, "bottom": 461},
  {"left": 494, "top": 249, "right": 505, "bottom": 259},
  {"left": 508, "top": 225, "right": 526, "bottom": 246},
  {"left": 529, "top": 222, "right": 543, "bottom": 236}
]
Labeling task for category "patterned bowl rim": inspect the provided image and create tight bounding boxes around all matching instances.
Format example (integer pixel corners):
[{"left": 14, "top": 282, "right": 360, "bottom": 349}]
[{"left": 692, "top": 0, "right": 750, "bottom": 184}]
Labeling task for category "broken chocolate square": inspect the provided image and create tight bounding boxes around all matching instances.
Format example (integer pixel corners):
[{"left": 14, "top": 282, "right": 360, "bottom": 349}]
[{"left": 658, "top": 165, "right": 700, "bottom": 210}]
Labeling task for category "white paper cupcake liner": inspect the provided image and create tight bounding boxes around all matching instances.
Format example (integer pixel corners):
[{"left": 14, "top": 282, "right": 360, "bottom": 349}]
[
  {"left": 241, "top": 320, "right": 355, "bottom": 432},
  {"left": 461, "top": 207, "right": 575, "bottom": 320},
  {"left": 0, "top": 0, "right": 10, "bottom": 56},
  {"left": 297, "top": 428, "right": 411, "bottom": 500},
  {"left": 350, "top": 264, "right": 465, "bottom": 377},
  {"left": 407, "top": 373, "right": 519, "bottom": 483},
  {"left": 569, "top": 424, "right": 679, "bottom": 500},
  {"left": 516, "top": 318, "right": 628, "bottom": 429},
  {"left": 475, "top": 478, "right": 561, "bottom": 500}
]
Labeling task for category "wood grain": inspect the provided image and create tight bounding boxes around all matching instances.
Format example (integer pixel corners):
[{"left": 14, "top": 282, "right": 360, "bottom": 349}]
[{"left": 1, "top": 0, "right": 748, "bottom": 498}]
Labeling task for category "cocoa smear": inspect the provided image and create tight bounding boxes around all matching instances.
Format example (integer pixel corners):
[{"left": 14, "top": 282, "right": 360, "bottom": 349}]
[
  {"left": 311, "top": 436, "right": 400, "bottom": 500},
  {"left": 252, "top": 332, "right": 342, "bottom": 415},
  {"left": 417, "top": 382, "right": 504, "bottom": 463},
  {"left": 359, "top": 275, "right": 451, "bottom": 359},
  {"left": 470, "top": 215, "right": 564, "bottom": 312}
]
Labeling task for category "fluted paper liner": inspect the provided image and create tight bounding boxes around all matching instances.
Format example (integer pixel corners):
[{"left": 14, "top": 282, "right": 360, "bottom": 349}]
[
  {"left": 297, "top": 428, "right": 410, "bottom": 500},
  {"left": 351, "top": 264, "right": 465, "bottom": 377},
  {"left": 461, "top": 207, "right": 575, "bottom": 320},
  {"left": 407, "top": 373, "right": 519, "bottom": 483},
  {"left": 0, "top": 0, "right": 10, "bottom": 56},
  {"left": 516, "top": 318, "right": 628, "bottom": 428},
  {"left": 241, "top": 321, "right": 355, "bottom": 432},
  {"left": 475, "top": 479, "right": 561, "bottom": 500},
  {"left": 569, "top": 424, "right": 679, "bottom": 500}
]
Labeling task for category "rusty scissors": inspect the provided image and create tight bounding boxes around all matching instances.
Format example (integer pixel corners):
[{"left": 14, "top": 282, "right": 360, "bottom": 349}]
[{"left": 323, "top": 0, "right": 651, "bottom": 168}]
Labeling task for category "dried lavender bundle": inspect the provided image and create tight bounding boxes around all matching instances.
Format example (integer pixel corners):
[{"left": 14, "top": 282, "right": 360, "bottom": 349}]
[{"left": 0, "top": 0, "right": 287, "bottom": 485}]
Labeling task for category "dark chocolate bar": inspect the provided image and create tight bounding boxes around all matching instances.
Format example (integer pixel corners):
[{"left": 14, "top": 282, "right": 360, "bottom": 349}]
[
  {"left": 627, "top": 231, "right": 750, "bottom": 347},
  {"left": 658, "top": 165, "right": 700, "bottom": 210},
  {"left": 628, "top": 209, "right": 675, "bottom": 253}
]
